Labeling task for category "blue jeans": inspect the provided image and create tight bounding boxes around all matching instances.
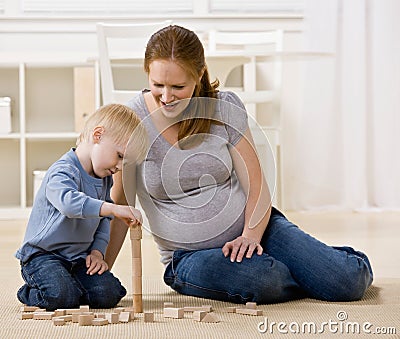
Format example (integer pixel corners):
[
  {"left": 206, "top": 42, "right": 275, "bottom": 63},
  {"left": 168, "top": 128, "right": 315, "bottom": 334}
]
[
  {"left": 17, "top": 252, "right": 126, "bottom": 311},
  {"left": 164, "top": 207, "right": 373, "bottom": 304}
]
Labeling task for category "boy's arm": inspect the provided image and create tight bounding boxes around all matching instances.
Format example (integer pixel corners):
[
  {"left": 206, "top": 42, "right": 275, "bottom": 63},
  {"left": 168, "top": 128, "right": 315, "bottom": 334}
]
[
  {"left": 90, "top": 172, "right": 141, "bottom": 258},
  {"left": 46, "top": 165, "right": 103, "bottom": 218}
]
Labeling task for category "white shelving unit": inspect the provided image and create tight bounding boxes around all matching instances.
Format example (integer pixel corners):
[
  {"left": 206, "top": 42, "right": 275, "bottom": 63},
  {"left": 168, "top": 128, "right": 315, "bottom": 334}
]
[{"left": 0, "top": 58, "right": 96, "bottom": 218}]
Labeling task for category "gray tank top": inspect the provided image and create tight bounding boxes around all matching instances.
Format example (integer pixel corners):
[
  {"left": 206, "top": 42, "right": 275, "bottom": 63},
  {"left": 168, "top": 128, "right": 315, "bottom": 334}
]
[{"left": 127, "top": 91, "right": 249, "bottom": 265}]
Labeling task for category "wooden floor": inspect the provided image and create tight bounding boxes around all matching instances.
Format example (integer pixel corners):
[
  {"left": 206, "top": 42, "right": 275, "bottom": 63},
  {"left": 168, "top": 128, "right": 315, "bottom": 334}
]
[{"left": 3, "top": 210, "right": 400, "bottom": 281}]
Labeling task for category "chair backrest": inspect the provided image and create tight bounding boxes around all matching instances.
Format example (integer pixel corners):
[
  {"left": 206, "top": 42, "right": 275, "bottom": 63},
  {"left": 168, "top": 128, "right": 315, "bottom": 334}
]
[
  {"left": 96, "top": 21, "right": 172, "bottom": 104},
  {"left": 207, "top": 29, "right": 283, "bottom": 90},
  {"left": 208, "top": 30, "right": 283, "bottom": 51},
  {"left": 207, "top": 29, "right": 285, "bottom": 209}
]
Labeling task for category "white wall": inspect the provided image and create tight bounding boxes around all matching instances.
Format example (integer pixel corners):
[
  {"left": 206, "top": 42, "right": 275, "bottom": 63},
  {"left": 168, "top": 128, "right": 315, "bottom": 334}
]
[
  {"left": 0, "top": 14, "right": 309, "bottom": 215},
  {"left": 0, "top": 16, "right": 304, "bottom": 61}
]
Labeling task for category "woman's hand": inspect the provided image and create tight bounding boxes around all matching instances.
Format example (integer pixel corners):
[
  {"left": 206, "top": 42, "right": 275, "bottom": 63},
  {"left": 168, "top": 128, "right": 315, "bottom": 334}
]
[
  {"left": 222, "top": 236, "right": 263, "bottom": 263},
  {"left": 86, "top": 250, "right": 108, "bottom": 275}
]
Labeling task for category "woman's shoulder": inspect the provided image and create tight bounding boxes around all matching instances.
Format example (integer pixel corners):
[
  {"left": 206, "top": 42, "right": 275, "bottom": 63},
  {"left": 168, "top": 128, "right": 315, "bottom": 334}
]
[
  {"left": 216, "top": 91, "right": 248, "bottom": 124},
  {"left": 218, "top": 90, "right": 246, "bottom": 110},
  {"left": 214, "top": 91, "right": 249, "bottom": 145}
]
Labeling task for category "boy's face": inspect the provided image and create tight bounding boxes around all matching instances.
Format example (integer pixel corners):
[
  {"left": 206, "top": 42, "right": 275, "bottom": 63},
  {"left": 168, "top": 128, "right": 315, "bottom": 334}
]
[{"left": 91, "top": 133, "right": 126, "bottom": 178}]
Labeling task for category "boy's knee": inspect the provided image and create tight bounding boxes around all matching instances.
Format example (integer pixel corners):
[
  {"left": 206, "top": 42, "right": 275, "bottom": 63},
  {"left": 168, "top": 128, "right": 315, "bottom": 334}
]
[
  {"left": 45, "top": 285, "right": 81, "bottom": 310},
  {"left": 87, "top": 278, "right": 126, "bottom": 308},
  {"left": 88, "top": 283, "right": 127, "bottom": 309}
]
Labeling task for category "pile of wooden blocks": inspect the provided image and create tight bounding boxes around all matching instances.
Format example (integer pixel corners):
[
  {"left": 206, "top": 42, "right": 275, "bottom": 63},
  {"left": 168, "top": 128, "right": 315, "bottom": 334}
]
[
  {"left": 226, "top": 302, "right": 263, "bottom": 316},
  {"left": 19, "top": 301, "right": 264, "bottom": 327},
  {"left": 19, "top": 305, "right": 139, "bottom": 326},
  {"left": 163, "top": 302, "right": 220, "bottom": 323}
]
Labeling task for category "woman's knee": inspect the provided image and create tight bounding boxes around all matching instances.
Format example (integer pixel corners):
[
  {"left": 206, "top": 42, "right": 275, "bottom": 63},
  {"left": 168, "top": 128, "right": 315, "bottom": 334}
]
[
  {"left": 224, "top": 256, "right": 304, "bottom": 304},
  {"left": 251, "top": 262, "right": 305, "bottom": 304},
  {"left": 320, "top": 255, "right": 373, "bottom": 301}
]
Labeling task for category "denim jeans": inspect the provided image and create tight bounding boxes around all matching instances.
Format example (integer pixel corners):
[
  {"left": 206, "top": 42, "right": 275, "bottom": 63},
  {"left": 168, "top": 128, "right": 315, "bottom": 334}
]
[
  {"left": 164, "top": 207, "right": 373, "bottom": 304},
  {"left": 17, "top": 252, "right": 126, "bottom": 311}
]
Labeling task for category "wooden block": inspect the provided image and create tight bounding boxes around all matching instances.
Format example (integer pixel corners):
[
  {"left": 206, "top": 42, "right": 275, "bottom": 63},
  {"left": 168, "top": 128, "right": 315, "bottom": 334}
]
[
  {"left": 65, "top": 308, "right": 81, "bottom": 315},
  {"left": 130, "top": 226, "right": 142, "bottom": 240},
  {"left": 133, "top": 277, "right": 142, "bottom": 292},
  {"left": 124, "top": 307, "right": 135, "bottom": 319},
  {"left": 20, "top": 306, "right": 39, "bottom": 312},
  {"left": 92, "top": 318, "right": 108, "bottom": 326},
  {"left": 236, "top": 308, "right": 263, "bottom": 316},
  {"left": 133, "top": 294, "right": 143, "bottom": 313},
  {"left": 184, "top": 305, "right": 212, "bottom": 312},
  {"left": 72, "top": 313, "right": 80, "bottom": 323},
  {"left": 57, "top": 315, "right": 72, "bottom": 322},
  {"left": 119, "top": 312, "right": 131, "bottom": 323},
  {"left": 132, "top": 258, "right": 142, "bottom": 276},
  {"left": 113, "top": 307, "right": 125, "bottom": 314},
  {"left": 245, "top": 302, "right": 257, "bottom": 309},
  {"left": 201, "top": 313, "right": 220, "bottom": 323},
  {"left": 33, "top": 312, "right": 55, "bottom": 320},
  {"left": 54, "top": 309, "right": 66, "bottom": 317},
  {"left": 81, "top": 312, "right": 94, "bottom": 316},
  {"left": 80, "top": 305, "right": 90, "bottom": 312},
  {"left": 33, "top": 308, "right": 46, "bottom": 313},
  {"left": 131, "top": 243, "right": 141, "bottom": 257},
  {"left": 193, "top": 311, "right": 207, "bottom": 322},
  {"left": 131, "top": 240, "right": 142, "bottom": 257},
  {"left": 163, "top": 307, "right": 184, "bottom": 319},
  {"left": 19, "top": 312, "right": 34, "bottom": 320},
  {"left": 53, "top": 318, "right": 65, "bottom": 326},
  {"left": 226, "top": 306, "right": 237, "bottom": 313},
  {"left": 95, "top": 313, "right": 105, "bottom": 319},
  {"left": 73, "top": 66, "right": 95, "bottom": 132},
  {"left": 105, "top": 312, "right": 119, "bottom": 324},
  {"left": 144, "top": 312, "right": 154, "bottom": 323},
  {"left": 78, "top": 314, "right": 94, "bottom": 326}
]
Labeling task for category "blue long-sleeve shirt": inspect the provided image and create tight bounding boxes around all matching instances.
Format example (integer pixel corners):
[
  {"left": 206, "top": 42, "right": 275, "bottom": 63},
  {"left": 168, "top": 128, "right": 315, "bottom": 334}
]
[{"left": 15, "top": 148, "right": 113, "bottom": 264}]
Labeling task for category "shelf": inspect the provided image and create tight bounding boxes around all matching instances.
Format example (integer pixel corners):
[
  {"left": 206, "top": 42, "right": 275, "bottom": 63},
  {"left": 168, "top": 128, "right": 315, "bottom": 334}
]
[
  {"left": 25, "top": 132, "right": 79, "bottom": 140},
  {"left": 0, "top": 133, "right": 21, "bottom": 139},
  {"left": 0, "top": 207, "right": 31, "bottom": 220},
  {"left": 0, "top": 60, "right": 97, "bottom": 216}
]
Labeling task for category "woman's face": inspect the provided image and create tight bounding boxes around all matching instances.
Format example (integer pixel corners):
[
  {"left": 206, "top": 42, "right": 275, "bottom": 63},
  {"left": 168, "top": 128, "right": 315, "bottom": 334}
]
[{"left": 148, "top": 59, "right": 198, "bottom": 120}]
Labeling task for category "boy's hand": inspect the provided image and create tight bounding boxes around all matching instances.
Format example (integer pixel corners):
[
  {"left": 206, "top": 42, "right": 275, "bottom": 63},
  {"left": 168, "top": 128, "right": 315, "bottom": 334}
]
[
  {"left": 100, "top": 202, "right": 143, "bottom": 227},
  {"left": 119, "top": 206, "right": 143, "bottom": 227},
  {"left": 86, "top": 250, "right": 108, "bottom": 275}
]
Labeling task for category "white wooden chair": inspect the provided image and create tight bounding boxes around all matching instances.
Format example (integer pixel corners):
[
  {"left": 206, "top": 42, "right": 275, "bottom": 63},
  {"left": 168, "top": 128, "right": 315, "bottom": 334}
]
[
  {"left": 96, "top": 21, "right": 172, "bottom": 105},
  {"left": 96, "top": 21, "right": 172, "bottom": 233},
  {"left": 207, "top": 29, "right": 285, "bottom": 209}
]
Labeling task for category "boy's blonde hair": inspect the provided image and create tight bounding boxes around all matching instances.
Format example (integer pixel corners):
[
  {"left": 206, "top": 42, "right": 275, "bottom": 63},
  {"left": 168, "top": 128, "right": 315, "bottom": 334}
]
[{"left": 77, "top": 103, "right": 148, "bottom": 163}]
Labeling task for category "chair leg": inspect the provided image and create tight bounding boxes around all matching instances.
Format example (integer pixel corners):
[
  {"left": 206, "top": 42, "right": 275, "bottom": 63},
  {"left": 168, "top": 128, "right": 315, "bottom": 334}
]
[{"left": 276, "top": 145, "right": 284, "bottom": 211}]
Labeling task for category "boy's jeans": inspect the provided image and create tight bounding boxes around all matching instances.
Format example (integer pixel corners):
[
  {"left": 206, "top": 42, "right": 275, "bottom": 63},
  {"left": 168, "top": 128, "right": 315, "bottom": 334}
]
[
  {"left": 164, "top": 207, "right": 373, "bottom": 304},
  {"left": 17, "top": 253, "right": 126, "bottom": 311}
]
